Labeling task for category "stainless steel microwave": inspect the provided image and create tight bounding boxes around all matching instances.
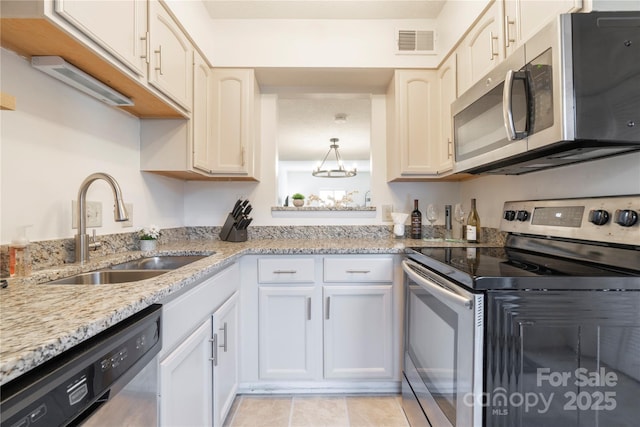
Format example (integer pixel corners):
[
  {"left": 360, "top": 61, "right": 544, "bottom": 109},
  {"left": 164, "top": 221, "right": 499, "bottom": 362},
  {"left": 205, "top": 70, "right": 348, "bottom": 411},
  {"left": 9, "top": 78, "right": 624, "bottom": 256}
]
[{"left": 452, "top": 12, "right": 640, "bottom": 175}]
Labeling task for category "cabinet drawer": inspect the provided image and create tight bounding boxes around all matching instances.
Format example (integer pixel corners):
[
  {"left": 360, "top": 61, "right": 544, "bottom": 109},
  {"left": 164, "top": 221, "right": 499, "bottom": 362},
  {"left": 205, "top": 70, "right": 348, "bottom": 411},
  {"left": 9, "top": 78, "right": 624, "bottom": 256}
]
[
  {"left": 323, "top": 257, "right": 393, "bottom": 282},
  {"left": 258, "top": 257, "right": 315, "bottom": 283}
]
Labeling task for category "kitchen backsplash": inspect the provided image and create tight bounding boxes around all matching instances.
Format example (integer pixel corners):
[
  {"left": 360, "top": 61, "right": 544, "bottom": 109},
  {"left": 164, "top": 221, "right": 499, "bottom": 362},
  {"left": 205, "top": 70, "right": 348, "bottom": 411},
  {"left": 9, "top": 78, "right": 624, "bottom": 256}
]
[{"left": 0, "top": 225, "right": 506, "bottom": 277}]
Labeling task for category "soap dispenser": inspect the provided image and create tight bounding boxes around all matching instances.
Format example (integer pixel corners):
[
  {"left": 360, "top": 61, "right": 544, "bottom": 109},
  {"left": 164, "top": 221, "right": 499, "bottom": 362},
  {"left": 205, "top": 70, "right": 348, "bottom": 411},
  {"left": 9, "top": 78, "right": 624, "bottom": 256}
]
[{"left": 10, "top": 225, "right": 32, "bottom": 277}]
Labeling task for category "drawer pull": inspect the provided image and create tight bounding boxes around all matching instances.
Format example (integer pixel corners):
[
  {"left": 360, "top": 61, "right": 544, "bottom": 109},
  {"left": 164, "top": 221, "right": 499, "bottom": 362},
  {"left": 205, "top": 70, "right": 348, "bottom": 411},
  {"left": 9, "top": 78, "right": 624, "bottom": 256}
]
[
  {"left": 346, "top": 270, "right": 371, "bottom": 274},
  {"left": 273, "top": 270, "right": 297, "bottom": 274}
]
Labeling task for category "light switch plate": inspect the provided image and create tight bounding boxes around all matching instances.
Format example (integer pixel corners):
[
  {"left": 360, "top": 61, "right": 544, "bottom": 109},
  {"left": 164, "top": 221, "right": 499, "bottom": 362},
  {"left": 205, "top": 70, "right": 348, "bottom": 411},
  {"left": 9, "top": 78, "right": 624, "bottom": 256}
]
[
  {"left": 121, "top": 203, "right": 133, "bottom": 228},
  {"left": 72, "top": 200, "right": 102, "bottom": 229}
]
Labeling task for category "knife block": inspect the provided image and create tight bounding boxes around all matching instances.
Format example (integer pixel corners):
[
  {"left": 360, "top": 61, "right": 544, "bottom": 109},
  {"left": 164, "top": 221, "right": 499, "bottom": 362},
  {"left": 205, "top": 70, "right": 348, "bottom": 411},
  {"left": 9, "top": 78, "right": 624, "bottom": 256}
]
[{"left": 219, "top": 213, "right": 247, "bottom": 242}]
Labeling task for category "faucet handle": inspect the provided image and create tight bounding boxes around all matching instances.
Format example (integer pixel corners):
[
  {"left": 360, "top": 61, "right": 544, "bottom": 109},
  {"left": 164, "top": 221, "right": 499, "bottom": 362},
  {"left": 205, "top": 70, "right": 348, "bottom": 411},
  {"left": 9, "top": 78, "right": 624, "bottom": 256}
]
[{"left": 88, "top": 229, "right": 102, "bottom": 251}]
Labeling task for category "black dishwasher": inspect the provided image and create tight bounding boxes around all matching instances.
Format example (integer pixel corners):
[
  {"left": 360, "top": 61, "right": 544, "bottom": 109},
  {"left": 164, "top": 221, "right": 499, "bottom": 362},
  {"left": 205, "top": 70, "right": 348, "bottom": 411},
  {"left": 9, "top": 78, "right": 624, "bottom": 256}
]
[{"left": 0, "top": 304, "right": 162, "bottom": 427}]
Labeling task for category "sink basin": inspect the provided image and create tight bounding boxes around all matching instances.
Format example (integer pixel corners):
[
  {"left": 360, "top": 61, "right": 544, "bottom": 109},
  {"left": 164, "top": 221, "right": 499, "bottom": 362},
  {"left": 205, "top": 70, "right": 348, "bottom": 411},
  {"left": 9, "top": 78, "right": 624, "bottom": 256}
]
[
  {"left": 108, "top": 255, "right": 209, "bottom": 270},
  {"left": 47, "top": 270, "right": 168, "bottom": 285}
]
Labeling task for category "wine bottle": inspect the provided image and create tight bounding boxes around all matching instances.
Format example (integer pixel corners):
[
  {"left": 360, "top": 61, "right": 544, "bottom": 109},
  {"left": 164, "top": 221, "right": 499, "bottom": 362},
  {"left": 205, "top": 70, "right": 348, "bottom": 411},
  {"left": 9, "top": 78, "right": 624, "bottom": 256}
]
[
  {"left": 466, "top": 198, "right": 481, "bottom": 243},
  {"left": 411, "top": 199, "right": 422, "bottom": 239}
]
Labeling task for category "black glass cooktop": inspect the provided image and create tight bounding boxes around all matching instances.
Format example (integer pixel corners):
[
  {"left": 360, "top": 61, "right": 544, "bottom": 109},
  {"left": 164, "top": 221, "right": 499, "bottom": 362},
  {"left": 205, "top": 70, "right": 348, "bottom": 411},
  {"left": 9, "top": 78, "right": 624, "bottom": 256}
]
[{"left": 406, "top": 246, "right": 640, "bottom": 291}]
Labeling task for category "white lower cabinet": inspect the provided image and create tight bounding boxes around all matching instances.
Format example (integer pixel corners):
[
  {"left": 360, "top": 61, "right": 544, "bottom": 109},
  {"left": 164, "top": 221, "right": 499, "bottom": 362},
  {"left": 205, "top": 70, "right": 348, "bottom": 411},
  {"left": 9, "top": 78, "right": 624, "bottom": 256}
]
[
  {"left": 160, "top": 318, "right": 213, "bottom": 427},
  {"left": 241, "top": 255, "right": 401, "bottom": 393},
  {"left": 158, "top": 264, "right": 239, "bottom": 426},
  {"left": 258, "top": 286, "right": 319, "bottom": 379},
  {"left": 212, "top": 292, "right": 239, "bottom": 427},
  {"left": 323, "top": 285, "right": 393, "bottom": 379}
]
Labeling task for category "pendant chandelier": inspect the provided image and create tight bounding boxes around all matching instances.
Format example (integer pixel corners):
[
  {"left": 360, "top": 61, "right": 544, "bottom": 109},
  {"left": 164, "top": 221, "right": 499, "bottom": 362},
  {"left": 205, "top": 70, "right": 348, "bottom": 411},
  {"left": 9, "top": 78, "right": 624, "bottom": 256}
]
[{"left": 312, "top": 138, "right": 357, "bottom": 178}]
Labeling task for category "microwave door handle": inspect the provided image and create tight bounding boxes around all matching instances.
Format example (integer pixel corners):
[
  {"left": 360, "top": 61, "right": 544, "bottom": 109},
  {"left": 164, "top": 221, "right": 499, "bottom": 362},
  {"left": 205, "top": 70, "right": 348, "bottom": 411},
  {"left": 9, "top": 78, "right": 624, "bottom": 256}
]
[
  {"left": 503, "top": 70, "right": 529, "bottom": 141},
  {"left": 402, "top": 260, "right": 473, "bottom": 310},
  {"left": 503, "top": 69, "right": 518, "bottom": 141}
]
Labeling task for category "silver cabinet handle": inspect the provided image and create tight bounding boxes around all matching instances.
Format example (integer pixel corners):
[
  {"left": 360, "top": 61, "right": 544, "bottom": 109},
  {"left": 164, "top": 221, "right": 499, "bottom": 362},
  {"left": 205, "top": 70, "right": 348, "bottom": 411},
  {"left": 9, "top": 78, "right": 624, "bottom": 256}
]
[
  {"left": 154, "top": 45, "right": 163, "bottom": 75},
  {"left": 505, "top": 16, "right": 516, "bottom": 48},
  {"left": 219, "top": 322, "right": 228, "bottom": 353},
  {"left": 489, "top": 31, "right": 498, "bottom": 61},
  {"left": 273, "top": 270, "right": 297, "bottom": 274},
  {"left": 210, "top": 334, "right": 218, "bottom": 366},
  {"left": 346, "top": 270, "right": 371, "bottom": 274},
  {"left": 140, "top": 32, "right": 150, "bottom": 63},
  {"left": 325, "top": 296, "right": 331, "bottom": 320},
  {"left": 307, "top": 297, "right": 311, "bottom": 321},
  {"left": 447, "top": 138, "right": 453, "bottom": 159}
]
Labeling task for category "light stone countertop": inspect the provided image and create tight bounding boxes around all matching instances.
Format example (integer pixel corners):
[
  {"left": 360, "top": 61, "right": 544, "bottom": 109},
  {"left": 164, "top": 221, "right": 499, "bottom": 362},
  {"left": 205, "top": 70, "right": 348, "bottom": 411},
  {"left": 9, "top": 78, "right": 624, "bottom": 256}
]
[{"left": 0, "top": 237, "right": 495, "bottom": 386}]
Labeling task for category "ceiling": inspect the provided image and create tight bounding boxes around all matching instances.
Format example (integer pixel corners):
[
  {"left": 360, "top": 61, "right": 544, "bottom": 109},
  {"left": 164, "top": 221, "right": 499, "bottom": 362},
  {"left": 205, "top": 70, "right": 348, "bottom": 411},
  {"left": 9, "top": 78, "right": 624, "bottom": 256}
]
[
  {"left": 203, "top": 0, "right": 446, "bottom": 20},
  {"left": 278, "top": 95, "right": 371, "bottom": 162}
]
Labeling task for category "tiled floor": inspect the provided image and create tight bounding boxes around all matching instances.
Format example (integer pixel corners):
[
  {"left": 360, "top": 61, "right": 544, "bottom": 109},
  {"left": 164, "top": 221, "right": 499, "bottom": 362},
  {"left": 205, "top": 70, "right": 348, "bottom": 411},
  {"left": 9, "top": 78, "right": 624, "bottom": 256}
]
[{"left": 224, "top": 394, "right": 410, "bottom": 427}]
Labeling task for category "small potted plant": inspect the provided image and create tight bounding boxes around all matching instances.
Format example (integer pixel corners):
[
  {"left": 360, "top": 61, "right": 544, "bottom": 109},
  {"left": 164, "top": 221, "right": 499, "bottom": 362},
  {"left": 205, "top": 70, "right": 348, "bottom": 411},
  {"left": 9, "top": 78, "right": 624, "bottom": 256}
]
[
  {"left": 139, "top": 224, "right": 161, "bottom": 251},
  {"left": 291, "top": 193, "right": 305, "bottom": 207}
]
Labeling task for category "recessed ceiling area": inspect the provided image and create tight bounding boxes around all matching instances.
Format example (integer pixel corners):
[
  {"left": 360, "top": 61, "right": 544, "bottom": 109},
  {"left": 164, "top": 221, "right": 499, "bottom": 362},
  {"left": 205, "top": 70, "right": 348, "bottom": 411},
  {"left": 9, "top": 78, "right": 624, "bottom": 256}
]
[
  {"left": 256, "top": 67, "right": 394, "bottom": 94},
  {"left": 202, "top": 0, "right": 446, "bottom": 20},
  {"left": 278, "top": 95, "right": 371, "bottom": 162}
]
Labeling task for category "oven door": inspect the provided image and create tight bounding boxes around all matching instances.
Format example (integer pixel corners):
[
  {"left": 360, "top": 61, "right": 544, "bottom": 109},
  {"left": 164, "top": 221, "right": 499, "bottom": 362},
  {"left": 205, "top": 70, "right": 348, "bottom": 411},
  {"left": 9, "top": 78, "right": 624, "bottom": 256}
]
[{"left": 402, "top": 259, "right": 484, "bottom": 427}]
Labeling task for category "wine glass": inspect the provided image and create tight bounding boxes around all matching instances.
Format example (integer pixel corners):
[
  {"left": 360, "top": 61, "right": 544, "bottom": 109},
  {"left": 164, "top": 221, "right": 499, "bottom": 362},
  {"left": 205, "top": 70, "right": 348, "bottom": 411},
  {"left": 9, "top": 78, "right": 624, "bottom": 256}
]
[
  {"left": 426, "top": 204, "right": 438, "bottom": 226},
  {"left": 454, "top": 203, "right": 466, "bottom": 240}
]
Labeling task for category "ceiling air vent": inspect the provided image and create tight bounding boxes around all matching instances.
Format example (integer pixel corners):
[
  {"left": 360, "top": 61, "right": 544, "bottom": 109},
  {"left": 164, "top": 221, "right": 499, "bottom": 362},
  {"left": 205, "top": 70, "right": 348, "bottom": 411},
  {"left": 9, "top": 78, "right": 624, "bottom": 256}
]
[{"left": 397, "top": 30, "right": 436, "bottom": 54}]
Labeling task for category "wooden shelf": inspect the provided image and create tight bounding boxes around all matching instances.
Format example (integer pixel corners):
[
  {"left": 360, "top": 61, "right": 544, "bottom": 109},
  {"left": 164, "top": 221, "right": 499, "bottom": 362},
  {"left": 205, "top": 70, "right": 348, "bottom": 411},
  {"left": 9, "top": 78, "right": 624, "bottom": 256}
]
[{"left": 0, "top": 92, "right": 16, "bottom": 110}]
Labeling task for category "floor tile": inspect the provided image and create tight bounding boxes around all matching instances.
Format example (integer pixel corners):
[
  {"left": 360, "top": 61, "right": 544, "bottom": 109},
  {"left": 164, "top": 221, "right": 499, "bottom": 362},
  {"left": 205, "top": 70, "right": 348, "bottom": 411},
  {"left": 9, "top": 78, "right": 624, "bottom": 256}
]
[
  {"left": 229, "top": 396, "right": 293, "bottom": 427},
  {"left": 345, "top": 396, "right": 409, "bottom": 427},
  {"left": 290, "top": 396, "right": 349, "bottom": 427}
]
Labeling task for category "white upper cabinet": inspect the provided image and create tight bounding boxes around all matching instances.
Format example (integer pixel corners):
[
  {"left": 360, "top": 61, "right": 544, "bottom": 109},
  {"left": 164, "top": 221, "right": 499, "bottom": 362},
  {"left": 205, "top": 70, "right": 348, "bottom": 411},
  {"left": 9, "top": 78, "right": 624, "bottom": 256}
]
[
  {"left": 457, "top": 1, "right": 504, "bottom": 95},
  {"left": 209, "top": 68, "right": 260, "bottom": 177},
  {"left": 435, "top": 54, "right": 457, "bottom": 174},
  {"left": 386, "top": 69, "right": 443, "bottom": 180},
  {"left": 148, "top": 0, "right": 193, "bottom": 111},
  {"left": 192, "top": 50, "right": 212, "bottom": 174},
  {"left": 504, "top": 0, "right": 583, "bottom": 57},
  {"left": 54, "top": 0, "right": 148, "bottom": 79}
]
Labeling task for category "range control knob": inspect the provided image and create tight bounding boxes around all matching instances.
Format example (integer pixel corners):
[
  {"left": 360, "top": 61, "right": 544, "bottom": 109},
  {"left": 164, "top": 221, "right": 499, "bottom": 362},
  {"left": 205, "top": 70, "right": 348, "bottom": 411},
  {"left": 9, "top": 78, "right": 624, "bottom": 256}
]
[
  {"left": 588, "top": 209, "right": 610, "bottom": 226},
  {"left": 503, "top": 210, "right": 516, "bottom": 221},
  {"left": 516, "top": 210, "right": 529, "bottom": 222},
  {"left": 614, "top": 209, "right": 638, "bottom": 227}
]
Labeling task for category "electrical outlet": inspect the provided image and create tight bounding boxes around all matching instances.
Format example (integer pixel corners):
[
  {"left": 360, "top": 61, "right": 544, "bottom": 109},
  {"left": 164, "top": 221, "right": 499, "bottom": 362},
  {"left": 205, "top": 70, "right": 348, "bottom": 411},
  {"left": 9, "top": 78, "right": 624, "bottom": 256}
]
[
  {"left": 71, "top": 201, "right": 102, "bottom": 229},
  {"left": 382, "top": 204, "right": 393, "bottom": 222},
  {"left": 121, "top": 203, "right": 133, "bottom": 228}
]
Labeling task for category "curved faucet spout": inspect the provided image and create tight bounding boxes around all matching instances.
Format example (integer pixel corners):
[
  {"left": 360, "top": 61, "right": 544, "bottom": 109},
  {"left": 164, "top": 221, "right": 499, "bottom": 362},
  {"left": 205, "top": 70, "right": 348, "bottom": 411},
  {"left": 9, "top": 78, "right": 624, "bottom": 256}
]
[{"left": 76, "top": 173, "right": 129, "bottom": 263}]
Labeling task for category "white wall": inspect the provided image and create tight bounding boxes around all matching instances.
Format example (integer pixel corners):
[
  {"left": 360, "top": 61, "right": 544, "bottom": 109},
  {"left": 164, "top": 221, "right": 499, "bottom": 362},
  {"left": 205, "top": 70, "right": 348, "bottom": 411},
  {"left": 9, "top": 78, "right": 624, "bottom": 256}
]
[
  {"left": 0, "top": 49, "right": 185, "bottom": 244},
  {"left": 206, "top": 19, "right": 440, "bottom": 68},
  {"left": 460, "top": 152, "right": 640, "bottom": 229}
]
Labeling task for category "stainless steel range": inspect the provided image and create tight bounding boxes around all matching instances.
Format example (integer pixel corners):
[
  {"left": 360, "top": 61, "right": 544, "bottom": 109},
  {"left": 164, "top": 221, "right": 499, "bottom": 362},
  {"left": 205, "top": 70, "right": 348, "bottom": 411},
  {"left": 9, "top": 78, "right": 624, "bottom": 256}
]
[{"left": 402, "top": 195, "right": 640, "bottom": 427}]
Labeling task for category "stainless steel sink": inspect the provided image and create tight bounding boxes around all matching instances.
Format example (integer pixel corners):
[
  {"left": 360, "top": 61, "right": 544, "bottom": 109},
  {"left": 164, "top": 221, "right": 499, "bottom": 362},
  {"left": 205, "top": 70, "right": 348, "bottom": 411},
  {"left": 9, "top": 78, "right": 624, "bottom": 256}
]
[
  {"left": 47, "top": 270, "right": 168, "bottom": 285},
  {"left": 108, "top": 255, "right": 209, "bottom": 270},
  {"left": 46, "top": 255, "right": 210, "bottom": 285}
]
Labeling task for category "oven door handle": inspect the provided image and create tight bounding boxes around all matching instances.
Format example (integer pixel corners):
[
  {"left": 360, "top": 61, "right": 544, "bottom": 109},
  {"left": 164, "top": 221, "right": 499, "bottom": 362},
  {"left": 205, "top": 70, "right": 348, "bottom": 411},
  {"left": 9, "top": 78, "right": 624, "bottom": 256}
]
[{"left": 402, "top": 259, "right": 474, "bottom": 310}]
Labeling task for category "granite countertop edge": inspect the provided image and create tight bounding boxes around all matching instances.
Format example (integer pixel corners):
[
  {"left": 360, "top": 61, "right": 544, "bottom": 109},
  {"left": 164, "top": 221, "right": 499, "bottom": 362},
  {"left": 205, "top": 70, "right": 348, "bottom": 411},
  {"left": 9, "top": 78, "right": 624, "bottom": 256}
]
[{"left": 0, "top": 237, "right": 496, "bottom": 386}]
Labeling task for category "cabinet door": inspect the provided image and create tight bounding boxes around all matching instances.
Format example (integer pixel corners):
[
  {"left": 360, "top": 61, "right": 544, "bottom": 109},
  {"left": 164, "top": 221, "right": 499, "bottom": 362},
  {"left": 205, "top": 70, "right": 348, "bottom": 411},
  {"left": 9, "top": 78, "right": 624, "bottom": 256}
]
[
  {"left": 160, "top": 318, "right": 213, "bottom": 427},
  {"left": 323, "top": 285, "right": 393, "bottom": 379},
  {"left": 258, "top": 286, "right": 319, "bottom": 379},
  {"left": 55, "top": 0, "right": 148, "bottom": 78},
  {"left": 505, "top": 0, "right": 582, "bottom": 56},
  {"left": 388, "top": 70, "right": 440, "bottom": 178},
  {"left": 209, "top": 69, "right": 256, "bottom": 175},
  {"left": 192, "top": 50, "right": 212, "bottom": 173},
  {"left": 212, "top": 292, "right": 239, "bottom": 427},
  {"left": 148, "top": 0, "right": 193, "bottom": 111},
  {"left": 435, "top": 54, "right": 457, "bottom": 173},
  {"left": 458, "top": 1, "right": 503, "bottom": 95}
]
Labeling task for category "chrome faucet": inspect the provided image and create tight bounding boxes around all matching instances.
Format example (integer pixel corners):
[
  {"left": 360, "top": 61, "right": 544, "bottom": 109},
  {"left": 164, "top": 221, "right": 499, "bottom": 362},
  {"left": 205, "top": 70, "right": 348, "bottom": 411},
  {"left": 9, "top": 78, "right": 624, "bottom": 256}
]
[{"left": 75, "top": 173, "right": 129, "bottom": 263}]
